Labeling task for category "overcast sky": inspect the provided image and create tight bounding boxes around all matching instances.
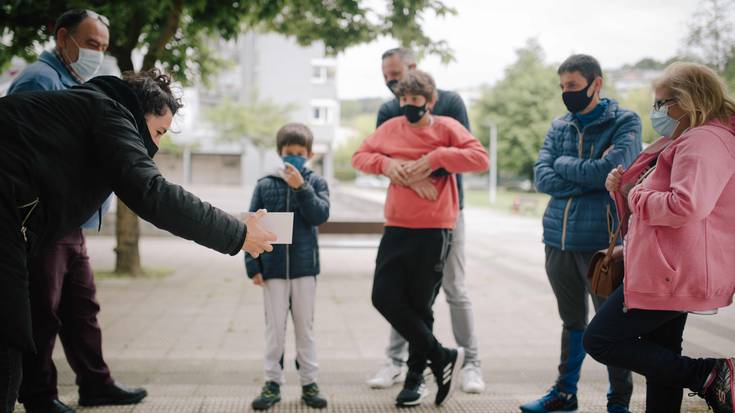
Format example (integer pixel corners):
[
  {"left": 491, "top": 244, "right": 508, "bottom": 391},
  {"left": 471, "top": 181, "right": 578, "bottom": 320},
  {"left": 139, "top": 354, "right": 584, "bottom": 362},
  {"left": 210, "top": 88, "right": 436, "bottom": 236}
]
[{"left": 336, "top": 0, "right": 702, "bottom": 99}]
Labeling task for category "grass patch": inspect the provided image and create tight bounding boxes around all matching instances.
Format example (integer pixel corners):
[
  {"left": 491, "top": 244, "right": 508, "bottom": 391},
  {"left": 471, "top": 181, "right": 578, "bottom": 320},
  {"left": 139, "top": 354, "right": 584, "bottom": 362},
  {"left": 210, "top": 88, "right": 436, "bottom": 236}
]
[
  {"left": 464, "top": 188, "right": 549, "bottom": 217},
  {"left": 94, "top": 267, "right": 174, "bottom": 279}
]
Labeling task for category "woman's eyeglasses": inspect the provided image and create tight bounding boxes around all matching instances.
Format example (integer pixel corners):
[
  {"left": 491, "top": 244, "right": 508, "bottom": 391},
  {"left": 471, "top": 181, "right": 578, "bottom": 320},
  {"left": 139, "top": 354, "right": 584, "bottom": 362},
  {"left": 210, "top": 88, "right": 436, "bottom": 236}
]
[{"left": 652, "top": 98, "right": 675, "bottom": 111}]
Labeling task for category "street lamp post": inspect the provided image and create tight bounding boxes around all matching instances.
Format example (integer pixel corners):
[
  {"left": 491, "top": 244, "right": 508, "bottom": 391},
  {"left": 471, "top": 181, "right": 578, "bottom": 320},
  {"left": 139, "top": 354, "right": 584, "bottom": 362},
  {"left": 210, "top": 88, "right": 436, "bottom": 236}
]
[{"left": 487, "top": 121, "right": 498, "bottom": 204}]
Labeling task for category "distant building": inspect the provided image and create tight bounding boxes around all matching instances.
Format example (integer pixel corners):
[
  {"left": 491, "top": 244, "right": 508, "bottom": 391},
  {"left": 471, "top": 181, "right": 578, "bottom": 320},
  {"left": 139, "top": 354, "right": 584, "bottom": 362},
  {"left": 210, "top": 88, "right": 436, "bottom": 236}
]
[
  {"left": 166, "top": 31, "right": 339, "bottom": 187},
  {"left": 607, "top": 68, "right": 663, "bottom": 96}
]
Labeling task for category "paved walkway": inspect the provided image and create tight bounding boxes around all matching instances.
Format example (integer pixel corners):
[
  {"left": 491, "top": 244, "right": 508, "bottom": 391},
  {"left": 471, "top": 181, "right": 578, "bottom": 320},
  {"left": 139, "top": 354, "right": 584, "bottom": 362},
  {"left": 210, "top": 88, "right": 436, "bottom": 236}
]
[{"left": 17, "top": 190, "right": 733, "bottom": 412}]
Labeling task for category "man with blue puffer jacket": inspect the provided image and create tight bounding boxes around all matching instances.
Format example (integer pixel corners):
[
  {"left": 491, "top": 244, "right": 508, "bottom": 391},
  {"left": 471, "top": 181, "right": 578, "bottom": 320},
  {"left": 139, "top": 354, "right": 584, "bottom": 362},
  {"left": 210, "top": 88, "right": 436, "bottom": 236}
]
[
  {"left": 521, "top": 55, "right": 642, "bottom": 413},
  {"left": 245, "top": 123, "right": 330, "bottom": 411}
]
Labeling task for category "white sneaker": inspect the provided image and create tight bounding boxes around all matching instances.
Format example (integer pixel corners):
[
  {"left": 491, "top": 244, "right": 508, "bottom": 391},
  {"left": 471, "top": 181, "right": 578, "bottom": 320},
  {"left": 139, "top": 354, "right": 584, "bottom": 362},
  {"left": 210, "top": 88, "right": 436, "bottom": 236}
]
[
  {"left": 367, "top": 361, "right": 405, "bottom": 389},
  {"left": 461, "top": 364, "right": 486, "bottom": 393}
]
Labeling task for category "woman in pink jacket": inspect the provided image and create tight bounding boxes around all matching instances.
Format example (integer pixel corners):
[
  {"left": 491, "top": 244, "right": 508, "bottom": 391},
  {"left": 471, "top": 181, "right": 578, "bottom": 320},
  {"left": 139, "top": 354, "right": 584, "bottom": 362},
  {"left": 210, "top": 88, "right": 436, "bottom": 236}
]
[{"left": 584, "top": 62, "right": 735, "bottom": 413}]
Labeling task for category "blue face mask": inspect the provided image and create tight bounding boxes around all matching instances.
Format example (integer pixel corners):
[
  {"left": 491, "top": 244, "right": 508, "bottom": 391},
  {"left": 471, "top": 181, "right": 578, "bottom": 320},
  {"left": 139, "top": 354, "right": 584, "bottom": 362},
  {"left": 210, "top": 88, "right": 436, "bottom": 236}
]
[
  {"left": 282, "top": 155, "right": 307, "bottom": 171},
  {"left": 650, "top": 105, "right": 683, "bottom": 137}
]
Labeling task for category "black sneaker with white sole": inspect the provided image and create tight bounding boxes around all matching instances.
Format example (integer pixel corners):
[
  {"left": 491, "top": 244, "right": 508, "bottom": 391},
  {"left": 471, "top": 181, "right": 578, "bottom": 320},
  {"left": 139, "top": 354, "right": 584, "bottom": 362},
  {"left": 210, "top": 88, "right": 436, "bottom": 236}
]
[
  {"left": 395, "top": 371, "right": 430, "bottom": 407},
  {"left": 430, "top": 347, "right": 465, "bottom": 406}
]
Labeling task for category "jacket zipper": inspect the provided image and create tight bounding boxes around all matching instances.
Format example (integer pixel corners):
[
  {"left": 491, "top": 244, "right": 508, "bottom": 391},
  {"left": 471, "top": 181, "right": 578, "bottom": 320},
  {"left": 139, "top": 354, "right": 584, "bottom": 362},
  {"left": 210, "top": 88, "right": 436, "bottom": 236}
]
[
  {"left": 561, "top": 126, "right": 585, "bottom": 251},
  {"left": 286, "top": 185, "right": 290, "bottom": 280},
  {"left": 561, "top": 199, "right": 573, "bottom": 250},
  {"left": 18, "top": 198, "right": 40, "bottom": 242}
]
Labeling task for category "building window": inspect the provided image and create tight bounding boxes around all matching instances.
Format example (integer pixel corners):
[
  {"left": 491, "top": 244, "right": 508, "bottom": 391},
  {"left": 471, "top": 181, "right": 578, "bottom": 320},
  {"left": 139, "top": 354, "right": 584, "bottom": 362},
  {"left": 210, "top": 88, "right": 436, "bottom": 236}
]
[
  {"left": 310, "top": 98, "right": 338, "bottom": 126},
  {"left": 311, "top": 66, "right": 327, "bottom": 84},
  {"left": 311, "top": 106, "right": 331, "bottom": 125},
  {"left": 310, "top": 58, "right": 336, "bottom": 84}
]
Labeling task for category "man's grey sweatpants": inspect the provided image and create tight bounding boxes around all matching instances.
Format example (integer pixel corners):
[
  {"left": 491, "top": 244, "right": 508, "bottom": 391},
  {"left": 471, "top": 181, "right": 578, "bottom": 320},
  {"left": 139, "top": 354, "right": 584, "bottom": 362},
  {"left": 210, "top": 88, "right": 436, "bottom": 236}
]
[
  {"left": 545, "top": 245, "right": 633, "bottom": 407},
  {"left": 262, "top": 277, "right": 318, "bottom": 386},
  {"left": 385, "top": 211, "right": 480, "bottom": 366}
]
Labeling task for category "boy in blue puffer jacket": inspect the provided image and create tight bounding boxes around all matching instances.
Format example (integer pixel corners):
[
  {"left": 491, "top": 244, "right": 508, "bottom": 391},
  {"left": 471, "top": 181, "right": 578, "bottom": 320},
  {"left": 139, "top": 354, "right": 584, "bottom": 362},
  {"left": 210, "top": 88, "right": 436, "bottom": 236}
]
[{"left": 245, "top": 123, "right": 330, "bottom": 411}]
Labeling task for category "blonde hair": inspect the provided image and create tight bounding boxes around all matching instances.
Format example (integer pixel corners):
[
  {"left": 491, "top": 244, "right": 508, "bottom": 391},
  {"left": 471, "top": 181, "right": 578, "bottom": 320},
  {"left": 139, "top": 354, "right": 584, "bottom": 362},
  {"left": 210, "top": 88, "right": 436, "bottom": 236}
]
[{"left": 653, "top": 62, "right": 735, "bottom": 127}]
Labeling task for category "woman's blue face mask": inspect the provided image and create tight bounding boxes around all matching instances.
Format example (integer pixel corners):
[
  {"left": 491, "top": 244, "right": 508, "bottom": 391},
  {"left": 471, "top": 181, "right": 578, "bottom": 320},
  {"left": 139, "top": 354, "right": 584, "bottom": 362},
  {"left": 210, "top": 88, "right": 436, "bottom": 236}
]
[{"left": 649, "top": 103, "right": 685, "bottom": 138}]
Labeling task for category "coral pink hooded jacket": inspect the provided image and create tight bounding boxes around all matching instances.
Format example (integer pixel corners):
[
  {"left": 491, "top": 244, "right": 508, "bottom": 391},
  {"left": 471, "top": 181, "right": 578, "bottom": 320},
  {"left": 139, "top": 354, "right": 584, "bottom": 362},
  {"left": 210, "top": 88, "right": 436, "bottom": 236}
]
[{"left": 621, "top": 118, "right": 735, "bottom": 311}]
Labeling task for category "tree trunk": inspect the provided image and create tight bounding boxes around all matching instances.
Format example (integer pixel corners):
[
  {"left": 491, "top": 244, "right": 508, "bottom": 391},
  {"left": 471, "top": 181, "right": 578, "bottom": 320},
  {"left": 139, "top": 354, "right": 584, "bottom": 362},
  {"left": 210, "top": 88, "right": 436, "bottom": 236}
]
[
  {"left": 114, "top": 199, "right": 142, "bottom": 276},
  {"left": 108, "top": 2, "right": 183, "bottom": 277},
  {"left": 109, "top": 43, "right": 140, "bottom": 276}
]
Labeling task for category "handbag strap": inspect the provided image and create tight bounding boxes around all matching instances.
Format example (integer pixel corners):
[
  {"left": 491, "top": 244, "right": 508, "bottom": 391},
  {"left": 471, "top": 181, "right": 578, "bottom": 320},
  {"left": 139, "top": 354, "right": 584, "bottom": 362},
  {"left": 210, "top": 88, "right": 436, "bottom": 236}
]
[{"left": 603, "top": 205, "right": 622, "bottom": 264}]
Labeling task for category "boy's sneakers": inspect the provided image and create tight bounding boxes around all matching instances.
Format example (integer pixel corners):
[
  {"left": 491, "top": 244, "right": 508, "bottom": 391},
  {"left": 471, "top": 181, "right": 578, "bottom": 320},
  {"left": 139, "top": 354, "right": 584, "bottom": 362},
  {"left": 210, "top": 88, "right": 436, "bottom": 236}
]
[
  {"left": 395, "top": 371, "right": 430, "bottom": 407},
  {"left": 367, "top": 361, "right": 406, "bottom": 389},
  {"left": 520, "top": 387, "right": 578, "bottom": 413},
  {"left": 461, "top": 363, "right": 486, "bottom": 393},
  {"left": 696, "top": 358, "right": 735, "bottom": 413},
  {"left": 252, "top": 381, "right": 281, "bottom": 411},
  {"left": 302, "top": 383, "right": 328, "bottom": 409},
  {"left": 430, "top": 347, "right": 465, "bottom": 406}
]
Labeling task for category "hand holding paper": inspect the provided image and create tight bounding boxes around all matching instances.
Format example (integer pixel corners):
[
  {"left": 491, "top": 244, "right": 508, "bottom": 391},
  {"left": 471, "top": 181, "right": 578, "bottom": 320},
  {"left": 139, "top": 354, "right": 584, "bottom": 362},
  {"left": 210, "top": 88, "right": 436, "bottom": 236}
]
[
  {"left": 242, "top": 209, "right": 277, "bottom": 258},
  {"left": 257, "top": 212, "right": 294, "bottom": 244}
]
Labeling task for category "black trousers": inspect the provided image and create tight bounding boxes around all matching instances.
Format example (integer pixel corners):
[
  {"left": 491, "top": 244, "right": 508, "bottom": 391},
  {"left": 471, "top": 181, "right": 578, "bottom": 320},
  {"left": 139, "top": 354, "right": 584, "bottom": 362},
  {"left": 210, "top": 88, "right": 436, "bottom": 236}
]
[
  {"left": 584, "top": 286, "right": 715, "bottom": 413},
  {"left": 0, "top": 175, "right": 32, "bottom": 413},
  {"left": 0, "top": 339, "right": 23, "bottom": 413},
  {"left": 371, "top": 227, "right": 452, "bottom": 374}
]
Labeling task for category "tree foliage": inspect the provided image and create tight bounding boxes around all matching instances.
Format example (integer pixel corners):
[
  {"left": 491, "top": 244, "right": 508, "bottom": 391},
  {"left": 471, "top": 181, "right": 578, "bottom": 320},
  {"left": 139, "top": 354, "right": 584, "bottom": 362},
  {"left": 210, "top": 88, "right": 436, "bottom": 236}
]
[
  {"left": 1, "top": 0, "right": 456, "bottom": 79},
  {"left": 204, "top": 94, "right": 294, "bottom": 148},
  {"left": 686, "top": 0, "right": 735, "bottom": 73},
  {"left": 471, "top": 39, "right": 565, "bottom": 180}
]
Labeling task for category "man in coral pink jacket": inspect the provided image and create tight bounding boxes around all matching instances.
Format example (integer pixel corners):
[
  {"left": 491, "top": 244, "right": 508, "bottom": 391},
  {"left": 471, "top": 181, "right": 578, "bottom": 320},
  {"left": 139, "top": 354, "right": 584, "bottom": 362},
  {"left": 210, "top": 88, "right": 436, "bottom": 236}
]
[
  {"left": 585, "top": 62, "right": 735, "bottom": 413},
  {"left": 352, "top": 70, "right": 488, "bottom": 408}
]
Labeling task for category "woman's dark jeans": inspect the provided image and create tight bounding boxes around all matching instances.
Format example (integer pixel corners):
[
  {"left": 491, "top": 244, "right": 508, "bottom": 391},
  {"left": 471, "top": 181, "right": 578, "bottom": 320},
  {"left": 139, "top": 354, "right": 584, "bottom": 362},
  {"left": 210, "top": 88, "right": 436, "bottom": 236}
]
[{"left": 584, "top": 286, "right": 716, "bottom": 412}]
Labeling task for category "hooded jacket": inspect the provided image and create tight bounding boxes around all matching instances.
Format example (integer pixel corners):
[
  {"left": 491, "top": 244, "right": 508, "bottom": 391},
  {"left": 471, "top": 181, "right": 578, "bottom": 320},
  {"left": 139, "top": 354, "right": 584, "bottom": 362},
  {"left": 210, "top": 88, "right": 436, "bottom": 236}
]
[
  {"left": 0, "top": 76, "right": 246, "bottom": 350},
  {"left": 245, "top": 168, "right": 330, "bottom": 280},
  {"left": 622, "top": 118, "right": 735, "bottom": 311}
]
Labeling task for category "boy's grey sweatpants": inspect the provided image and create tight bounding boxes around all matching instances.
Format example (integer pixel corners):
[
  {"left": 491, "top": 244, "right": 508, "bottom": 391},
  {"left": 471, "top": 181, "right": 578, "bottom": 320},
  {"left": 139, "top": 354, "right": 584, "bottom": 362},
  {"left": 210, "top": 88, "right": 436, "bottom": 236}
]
[
  {"left": 545, "top": 245, "right": 633, "bottom": 407},
  {"left": 262, "top": 277, "right": 318, "bottom": 386},
  {"left": 386, "top": 211, "right": 481, "bottom": 366}
]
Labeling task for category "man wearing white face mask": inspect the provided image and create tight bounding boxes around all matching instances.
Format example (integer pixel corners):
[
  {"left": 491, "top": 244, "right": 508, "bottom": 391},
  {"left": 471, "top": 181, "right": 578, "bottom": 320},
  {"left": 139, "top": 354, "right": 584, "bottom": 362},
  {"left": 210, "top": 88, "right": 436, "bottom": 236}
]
[{"left": 7, "top": 9, "right": 146, "bottom": 413}]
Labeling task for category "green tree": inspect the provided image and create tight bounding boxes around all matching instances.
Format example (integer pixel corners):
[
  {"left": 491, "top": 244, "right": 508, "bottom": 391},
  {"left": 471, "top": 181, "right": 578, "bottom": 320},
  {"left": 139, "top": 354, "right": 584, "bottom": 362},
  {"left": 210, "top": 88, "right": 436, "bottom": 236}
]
[
  {"left": 204, "top": 94, "right": 293, "bottom": 173},
  {"left": 334, "top": 113, "right": 376, "bottom": 181},
  {"left": 472, "top": 39, "right": 565, "bottom": 181},
  {"left": 618, "top": 87, "right": 656, "bottom": 144},
  {"left": 686, "top": 0, "right": 735, "bottom": 73},
  {"left": 205, "top": 94, "right": 294, "bottom": 148},
  {"left": 1, "top": 0, "right": 455, "bottom": 275}
]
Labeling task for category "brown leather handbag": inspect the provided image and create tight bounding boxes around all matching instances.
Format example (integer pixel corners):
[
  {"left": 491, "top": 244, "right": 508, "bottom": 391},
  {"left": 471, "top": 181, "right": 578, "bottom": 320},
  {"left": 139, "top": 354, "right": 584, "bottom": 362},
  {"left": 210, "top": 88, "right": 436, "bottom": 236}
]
[{"left": 587, "top": 213, "right": 624, "bottom": 298}]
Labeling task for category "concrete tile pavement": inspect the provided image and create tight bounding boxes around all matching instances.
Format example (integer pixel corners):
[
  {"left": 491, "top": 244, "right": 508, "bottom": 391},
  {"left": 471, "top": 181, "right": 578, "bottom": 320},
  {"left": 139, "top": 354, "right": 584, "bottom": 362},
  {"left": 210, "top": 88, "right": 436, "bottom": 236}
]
[{"left": 15, "top": 193, "right": 728, "bottom": 412}]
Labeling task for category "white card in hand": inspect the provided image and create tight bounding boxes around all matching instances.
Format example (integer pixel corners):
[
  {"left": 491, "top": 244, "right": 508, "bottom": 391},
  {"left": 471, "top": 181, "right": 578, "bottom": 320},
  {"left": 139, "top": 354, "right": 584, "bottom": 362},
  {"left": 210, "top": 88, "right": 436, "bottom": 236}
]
[{"left": 258, "top": 212, "right": 294, "bottom": 244}]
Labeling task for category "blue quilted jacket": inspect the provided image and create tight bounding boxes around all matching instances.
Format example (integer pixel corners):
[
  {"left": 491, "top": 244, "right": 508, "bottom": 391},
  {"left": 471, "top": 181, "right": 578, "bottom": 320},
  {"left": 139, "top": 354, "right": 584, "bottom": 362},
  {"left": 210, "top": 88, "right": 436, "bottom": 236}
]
[
  {"left": 534, "top": 98, "right": 642, "bottom": 252},
  {"left": 244, "top": 168, "right": 330, "bottom": 279}
]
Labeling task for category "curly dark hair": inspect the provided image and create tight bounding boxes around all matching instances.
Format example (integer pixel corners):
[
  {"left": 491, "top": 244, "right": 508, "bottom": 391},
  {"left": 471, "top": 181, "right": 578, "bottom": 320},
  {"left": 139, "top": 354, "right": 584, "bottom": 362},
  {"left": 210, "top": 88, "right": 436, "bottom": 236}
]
[
  {"left": 122, "top": 69, "right": 182, "bottom": 117},
  {"left": 395, "top": 69, "right": 436, "bottom": 102}
]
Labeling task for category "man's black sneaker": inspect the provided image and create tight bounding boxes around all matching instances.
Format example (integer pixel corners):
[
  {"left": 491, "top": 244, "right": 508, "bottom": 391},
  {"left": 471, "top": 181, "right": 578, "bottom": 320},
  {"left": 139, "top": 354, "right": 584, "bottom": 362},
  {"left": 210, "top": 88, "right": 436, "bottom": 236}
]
[
  {"left": 302, "top": 383, "right": 327, "bottom": 409},
  {"left": 252, "top": 381, "right": 281, "bottom": 411},
  {"left": 430, "top": 347, "right": 465, "bottom": 406},
  {"left": 395, "top": 371, "right": 430, "bottom": 407},
  {"left": 697, "top": 358, "right": 735, "bottom": 413},
  {"left": 78, "top": 382, "right": 147, "bottom": 406}
]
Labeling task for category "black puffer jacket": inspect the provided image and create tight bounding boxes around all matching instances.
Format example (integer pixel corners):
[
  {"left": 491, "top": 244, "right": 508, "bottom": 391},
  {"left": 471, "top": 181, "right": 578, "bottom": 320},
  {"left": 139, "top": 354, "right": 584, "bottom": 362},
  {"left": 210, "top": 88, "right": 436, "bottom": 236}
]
[
  {"left": 0, "top": 76, "right": 246, "bottom": 351},
  {"left": 245, "top": 169, "right": 329, "bottom": 280}
]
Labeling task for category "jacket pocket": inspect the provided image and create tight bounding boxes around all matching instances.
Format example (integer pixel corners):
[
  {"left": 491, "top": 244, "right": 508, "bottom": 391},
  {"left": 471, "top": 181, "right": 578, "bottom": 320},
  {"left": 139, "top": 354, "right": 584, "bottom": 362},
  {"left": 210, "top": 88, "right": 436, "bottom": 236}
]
[{"left": 624, "top": 218, "right": 678, "bottom": 294}]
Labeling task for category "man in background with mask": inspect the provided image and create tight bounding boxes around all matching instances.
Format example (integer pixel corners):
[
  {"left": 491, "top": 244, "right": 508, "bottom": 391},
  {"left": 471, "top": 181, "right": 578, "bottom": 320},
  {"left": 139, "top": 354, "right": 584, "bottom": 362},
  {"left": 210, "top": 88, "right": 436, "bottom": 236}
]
[
  {"left": 367, "top": 47, "right": 486, "bottom": 395},
  {"left": 524, "top": 54, "right": 641, "bottom": 413},
  {"left": 7, "top": 9, "right": 146, "bottom": 413}
]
